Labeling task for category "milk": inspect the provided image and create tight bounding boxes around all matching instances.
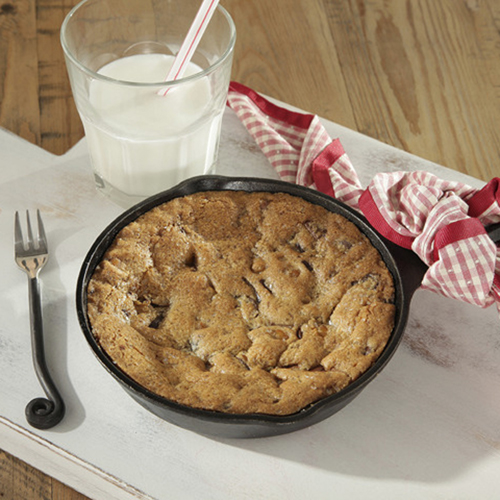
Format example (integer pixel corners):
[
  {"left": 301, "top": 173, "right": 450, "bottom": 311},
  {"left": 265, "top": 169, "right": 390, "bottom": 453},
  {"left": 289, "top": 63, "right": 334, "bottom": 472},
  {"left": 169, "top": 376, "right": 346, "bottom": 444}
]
[{"left": 83, "top": 53, "right": 222, "bottom": 200}]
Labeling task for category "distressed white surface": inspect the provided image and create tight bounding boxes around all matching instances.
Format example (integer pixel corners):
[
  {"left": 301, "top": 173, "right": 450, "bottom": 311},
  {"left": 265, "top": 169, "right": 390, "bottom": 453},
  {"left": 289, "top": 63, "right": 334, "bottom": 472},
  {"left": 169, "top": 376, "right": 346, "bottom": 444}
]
[{"left": 0, "top": 105, "right": 499, "bottom": 500}]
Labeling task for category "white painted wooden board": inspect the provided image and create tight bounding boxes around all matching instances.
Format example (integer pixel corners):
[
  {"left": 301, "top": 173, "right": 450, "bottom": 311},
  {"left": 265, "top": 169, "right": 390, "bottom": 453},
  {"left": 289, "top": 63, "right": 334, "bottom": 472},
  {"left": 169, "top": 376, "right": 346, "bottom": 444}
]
[{"left": 1, "top": 104, "right": 499, "bottom": 500}]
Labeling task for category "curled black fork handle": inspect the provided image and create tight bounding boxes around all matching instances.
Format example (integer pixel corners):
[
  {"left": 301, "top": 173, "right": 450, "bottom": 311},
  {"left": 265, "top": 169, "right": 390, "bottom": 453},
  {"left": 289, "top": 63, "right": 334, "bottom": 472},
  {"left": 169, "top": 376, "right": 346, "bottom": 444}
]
[{"left": 26, "top": 276, "right": 65, "bottom": 429}]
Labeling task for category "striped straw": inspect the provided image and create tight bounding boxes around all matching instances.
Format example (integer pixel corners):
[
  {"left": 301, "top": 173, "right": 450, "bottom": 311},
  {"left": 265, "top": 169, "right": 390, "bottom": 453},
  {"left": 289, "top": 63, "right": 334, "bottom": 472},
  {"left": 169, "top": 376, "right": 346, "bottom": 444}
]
[{"left": 159, "top": 0, "right": 220, "bottom": 96}]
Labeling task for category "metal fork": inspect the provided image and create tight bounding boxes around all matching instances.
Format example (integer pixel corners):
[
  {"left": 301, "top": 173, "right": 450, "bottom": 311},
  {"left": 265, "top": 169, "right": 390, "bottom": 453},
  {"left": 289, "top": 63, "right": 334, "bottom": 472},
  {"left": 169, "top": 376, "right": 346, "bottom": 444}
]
[{"left": 14, "top": 210, "right": 65, "bottom": 429}]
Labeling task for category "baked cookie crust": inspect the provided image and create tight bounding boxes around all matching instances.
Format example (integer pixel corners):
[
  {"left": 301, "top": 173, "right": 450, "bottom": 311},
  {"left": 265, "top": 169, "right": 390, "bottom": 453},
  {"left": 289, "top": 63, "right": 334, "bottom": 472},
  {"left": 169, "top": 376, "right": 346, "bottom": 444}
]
[{"left": 87, "top": 191, "right": 396, "bottom": 415}]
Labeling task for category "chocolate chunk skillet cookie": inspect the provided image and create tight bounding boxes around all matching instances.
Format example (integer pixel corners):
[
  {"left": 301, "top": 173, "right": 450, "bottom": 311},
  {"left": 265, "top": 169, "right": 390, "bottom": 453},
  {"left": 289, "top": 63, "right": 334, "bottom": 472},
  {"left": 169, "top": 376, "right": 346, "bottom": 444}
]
[{"left": 87, "top": 191, "right": 396, "bottom": 415}]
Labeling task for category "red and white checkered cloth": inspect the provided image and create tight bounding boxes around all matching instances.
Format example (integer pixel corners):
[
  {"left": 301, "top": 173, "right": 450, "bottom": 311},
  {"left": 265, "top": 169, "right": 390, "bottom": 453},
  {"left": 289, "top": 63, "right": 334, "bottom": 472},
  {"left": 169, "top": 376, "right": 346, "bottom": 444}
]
[{"left": 227, "top": 82, "right": 500, "bottom": 313}]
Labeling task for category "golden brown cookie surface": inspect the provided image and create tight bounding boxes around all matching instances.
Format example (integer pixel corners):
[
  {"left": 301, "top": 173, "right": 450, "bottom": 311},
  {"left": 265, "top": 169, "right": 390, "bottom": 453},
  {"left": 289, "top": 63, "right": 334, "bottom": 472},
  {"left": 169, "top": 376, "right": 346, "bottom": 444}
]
[{"left": 87, "top": 191, "right": 395, "bottom": 415}]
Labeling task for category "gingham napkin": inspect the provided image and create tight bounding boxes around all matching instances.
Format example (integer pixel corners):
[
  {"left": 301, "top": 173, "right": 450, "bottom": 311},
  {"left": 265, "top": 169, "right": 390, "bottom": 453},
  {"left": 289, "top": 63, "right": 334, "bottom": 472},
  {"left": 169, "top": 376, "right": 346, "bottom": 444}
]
[{"left": 227, "top": 82, "right": 500, "bottom": 313}]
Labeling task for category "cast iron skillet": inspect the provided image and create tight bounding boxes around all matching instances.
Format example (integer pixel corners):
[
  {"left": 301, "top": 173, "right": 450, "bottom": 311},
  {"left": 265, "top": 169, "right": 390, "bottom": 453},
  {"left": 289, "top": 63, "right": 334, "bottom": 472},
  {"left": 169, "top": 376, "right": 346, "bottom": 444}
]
[{"left": 76, "top": 175, "right": 429, "bottom": 438}]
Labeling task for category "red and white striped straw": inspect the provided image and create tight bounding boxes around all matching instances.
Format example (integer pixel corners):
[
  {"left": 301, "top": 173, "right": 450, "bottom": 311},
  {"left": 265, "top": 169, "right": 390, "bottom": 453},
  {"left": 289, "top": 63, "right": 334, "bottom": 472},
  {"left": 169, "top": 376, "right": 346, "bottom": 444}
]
[{"left": 159, "top": 0, "right": 220, "bottom": 96}]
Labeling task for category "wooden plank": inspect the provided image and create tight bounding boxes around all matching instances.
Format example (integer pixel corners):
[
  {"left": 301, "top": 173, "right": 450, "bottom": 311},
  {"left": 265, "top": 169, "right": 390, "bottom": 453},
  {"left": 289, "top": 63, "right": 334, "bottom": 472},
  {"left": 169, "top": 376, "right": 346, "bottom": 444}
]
[
  {"left": 36, "top": 0, "right": 83, "bottom": 155},
  {"left": 0, "top": 448, "right": 51, "bottom": 500},
  {"left": 0, "top": 0, "right": 40, "bottom": 145},
  {"left": 222, "top": 0, "right": 358, "bottom": 130},
  {"left": 321, "top": 0, "right": 500, "bottom": 181},
  {"left": 0, "top": 447, "right": 90, "bottom": 499}
]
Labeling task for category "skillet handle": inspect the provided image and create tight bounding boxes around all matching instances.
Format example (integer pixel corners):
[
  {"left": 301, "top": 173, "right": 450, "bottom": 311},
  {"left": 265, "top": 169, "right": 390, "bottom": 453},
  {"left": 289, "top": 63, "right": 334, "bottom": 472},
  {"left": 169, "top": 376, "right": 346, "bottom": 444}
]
[
  {"left": 486, "top": 222, "right": 500, "bottom": 245},
  {"left": 380, "top": 236, "right": 428, "bottom": 301},
  {"left": 378, "top": 222, "right": 499, "bottom": 306},
  {"left": 384, "top": 222, "right": 500, "bottom": 302}
]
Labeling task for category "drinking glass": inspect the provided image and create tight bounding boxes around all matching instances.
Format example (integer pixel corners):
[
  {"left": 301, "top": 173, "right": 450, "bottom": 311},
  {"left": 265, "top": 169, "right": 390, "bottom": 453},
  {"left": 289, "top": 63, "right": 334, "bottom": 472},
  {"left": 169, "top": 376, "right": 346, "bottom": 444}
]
[{"left": 61, "top": 0, "right": 236, "bottom": 207}]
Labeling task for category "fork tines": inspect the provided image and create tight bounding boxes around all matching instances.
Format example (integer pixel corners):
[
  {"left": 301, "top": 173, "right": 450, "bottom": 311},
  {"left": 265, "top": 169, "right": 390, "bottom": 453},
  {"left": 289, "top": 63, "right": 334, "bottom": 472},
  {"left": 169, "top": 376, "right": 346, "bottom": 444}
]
[{"left": 15, "top": 210, "right": 48, "bottom": 254}]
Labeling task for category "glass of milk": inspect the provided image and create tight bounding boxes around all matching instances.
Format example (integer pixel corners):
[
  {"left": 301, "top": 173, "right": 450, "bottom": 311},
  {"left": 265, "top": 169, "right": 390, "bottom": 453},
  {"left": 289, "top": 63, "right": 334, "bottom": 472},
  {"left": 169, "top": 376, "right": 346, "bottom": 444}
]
[{"left": 60, "top": 0, "right": 236, "bottom": 207}]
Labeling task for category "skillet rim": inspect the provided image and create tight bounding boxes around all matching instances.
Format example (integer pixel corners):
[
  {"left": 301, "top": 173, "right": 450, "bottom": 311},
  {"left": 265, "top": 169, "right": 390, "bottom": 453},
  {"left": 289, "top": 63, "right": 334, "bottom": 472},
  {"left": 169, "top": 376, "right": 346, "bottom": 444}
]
[{"left": 75, "top": 175, "right": 409, "bottom": 434}]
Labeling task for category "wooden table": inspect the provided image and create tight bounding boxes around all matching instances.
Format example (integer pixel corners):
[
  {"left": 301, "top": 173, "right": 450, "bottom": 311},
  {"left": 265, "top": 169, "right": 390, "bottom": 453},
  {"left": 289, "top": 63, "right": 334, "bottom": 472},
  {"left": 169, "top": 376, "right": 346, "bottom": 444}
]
[{"left": 0, "top": 0, "right": 498, "bottom": 498}]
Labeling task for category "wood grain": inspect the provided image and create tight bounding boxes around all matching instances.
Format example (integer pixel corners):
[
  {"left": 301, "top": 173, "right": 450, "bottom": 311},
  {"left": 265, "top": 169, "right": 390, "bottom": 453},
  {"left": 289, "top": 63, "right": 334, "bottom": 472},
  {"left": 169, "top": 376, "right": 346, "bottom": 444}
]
[
  {"left": 223, "top": 0, "right": 500, "bottom": 182},
  {"left": 0, "top": 0, "right": 499, "bottom": 498}
]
